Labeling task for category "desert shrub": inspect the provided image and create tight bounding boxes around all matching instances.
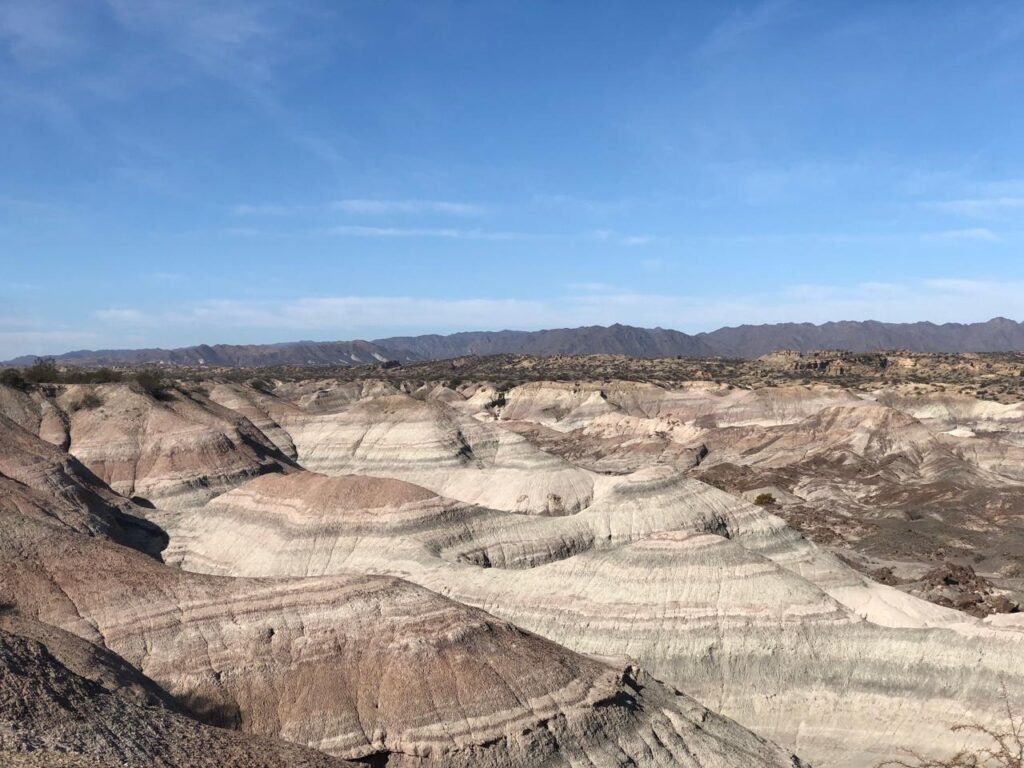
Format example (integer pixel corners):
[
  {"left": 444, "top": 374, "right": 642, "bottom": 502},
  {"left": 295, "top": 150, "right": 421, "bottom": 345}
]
[
  {"left": 0, "top": 368, "right": 25, "bottom": 389},
  {"left": 1001, "top": 563, "right": 1024, "bottom": 579},
  {"left": 2, "top": 364, "right": 125, "bottom": 387},
  {"left": 878, "top": 684, "right": 1022, "bottom": 767},
  {"left": 72, "top": 368, "right": 122, "bottom": 384},
  {"left": 249, "top": 377, "right": 273, "bottom": 393},
  {"left": 69, "top": 392, "right": 103, "bottom": 411},
  {"left": 133, "top": 369, "right": 168, "bottom": 397},
  {"left": 753, "top": 493, "right": 777, "bottom": 507},
  {"left": 22, "top": 357, "right": 60, "bottom": 383}
]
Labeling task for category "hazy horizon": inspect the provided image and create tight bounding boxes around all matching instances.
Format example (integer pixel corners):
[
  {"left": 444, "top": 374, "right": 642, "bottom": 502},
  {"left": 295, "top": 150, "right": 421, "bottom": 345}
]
[{"left": 7, "top": 315, "right": 1024, "bottom": 363}]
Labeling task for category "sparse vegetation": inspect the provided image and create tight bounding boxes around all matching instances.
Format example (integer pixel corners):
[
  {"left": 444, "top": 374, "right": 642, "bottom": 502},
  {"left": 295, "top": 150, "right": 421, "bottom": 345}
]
[
  {"left": 249, "top": 377, "right": 274, "bottom": 393},
  {"left": 65, "top": 367, "right": 123, "bottom": 384},
  {"left": 878, "top": 685, "right": 1022, "bottom": 767},
  {"left": 0, "top": 368, "right": 26, "bottom": 389},
  {"left": 0, "top": 361, "right": 123, "bottom": 386},
  {"left": 68, "top": 392, "right": 103, "bottom": 411},
  {"left": 22, "top": 357, "right": 60, "bottom": 383},
  {"left": 754, "top": 493, "right": 777, "bottom": 507},
  {"left": 133, "top": 369, "right": 168, "bottom": 398}
]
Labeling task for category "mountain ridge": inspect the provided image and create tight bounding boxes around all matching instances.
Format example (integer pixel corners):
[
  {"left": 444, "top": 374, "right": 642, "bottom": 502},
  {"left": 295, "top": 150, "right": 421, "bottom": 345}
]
[{"left": 6, "top": 317, "right": 1024, "bottom": 367}]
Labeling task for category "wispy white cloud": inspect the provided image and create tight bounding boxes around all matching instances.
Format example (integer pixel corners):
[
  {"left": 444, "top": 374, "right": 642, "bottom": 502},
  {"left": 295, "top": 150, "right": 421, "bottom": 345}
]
[
  {"left": 530, "top": 194, "right": 634, "bottom": 214},
  {"left": 0, "top": 0, "right": 80, "bottom": 67},
  {"left": 1, "top": 0, "right": 346, "bottom": 132},
  {"left": 697, "top": 0, "right": 798, "bottom": 58},
  {"left": 923, "top": 227, "right": 999, "bottom": 242},
  {"left": 621, "top": 235, "right": 658, "bottom": 246},
  {"left": 926, "top": 197, "right": 1024, "bottom": 219},
  {"left": 566, "top": 282, "right": 617, "bottom": 293},
  {"left": 94, "top": 308, "right": 147, "bottom": 324},
  {"left": 589, "top": 229, "right": 661, "bottom": 247},
  {"left": 221, "top": 226, "right": 266, "bottom": 237},
  {"left": 324, "top": 226, "right": 663, "bottom": 244},
  {"left": 221, "top": 221, "right": 663, "bottom": 245},
  {"left": 1, "top": 281, "right": 41, "bottom": 293},
  {"left": 231, "top": 203, "right": 307, "bottom": 216},
  {"left": 101, "top": 0, "right": 285, "bottom": 87},
  {"left": 328, "top": 225, "right": 527, "bottom": 241},
  {"left": 331, "top": 199, "right": 484, "bottom": 216},
  {"left": 0, "top": 330, "right": 99, "bottom": 359},
  {"left": 232, "top": 199, "right": 486, "bottom": 217}
]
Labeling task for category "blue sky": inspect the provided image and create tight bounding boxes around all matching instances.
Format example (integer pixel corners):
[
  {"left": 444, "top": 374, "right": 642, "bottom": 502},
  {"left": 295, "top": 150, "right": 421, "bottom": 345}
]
[{"left": 2, "top": 1, "right": 1024, "bottom": 358}]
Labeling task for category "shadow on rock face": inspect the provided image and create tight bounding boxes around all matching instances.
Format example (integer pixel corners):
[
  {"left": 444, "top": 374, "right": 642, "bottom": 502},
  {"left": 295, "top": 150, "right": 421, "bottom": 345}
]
[
  {"left": 178, "top": 691, "right": 243, "bottom": 730},
  {"left": 117, "top": 510, "right": 170, "bottom": 560}
]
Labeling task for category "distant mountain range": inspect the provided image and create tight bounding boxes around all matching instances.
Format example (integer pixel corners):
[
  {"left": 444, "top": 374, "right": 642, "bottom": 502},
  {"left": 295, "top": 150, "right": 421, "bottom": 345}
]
[{"left": 6, "top": 317, "right": 1024, "bottom": 368}]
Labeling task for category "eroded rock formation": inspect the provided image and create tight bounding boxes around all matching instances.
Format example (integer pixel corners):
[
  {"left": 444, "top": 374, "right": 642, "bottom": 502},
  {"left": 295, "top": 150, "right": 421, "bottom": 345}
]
[{"left": 4, "top": 373, "right": 1024, "bottom": 767}]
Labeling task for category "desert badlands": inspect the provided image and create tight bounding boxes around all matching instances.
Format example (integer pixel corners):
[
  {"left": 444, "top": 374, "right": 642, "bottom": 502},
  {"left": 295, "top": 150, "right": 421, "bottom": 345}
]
[{"left": 1, "top": 363, "right": 1023, "bottom": 767}]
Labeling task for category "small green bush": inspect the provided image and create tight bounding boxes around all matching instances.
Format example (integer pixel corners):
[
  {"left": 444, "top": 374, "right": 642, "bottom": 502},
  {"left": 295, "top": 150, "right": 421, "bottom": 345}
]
[
  {"left": 22, "top": 357, "right": 60, "bottom": 383},
  {"left": 753, "top": 493, "right": 777, "bottom": 507},
  {"left": 0, "top": 368, "right": 26, "bottom": 389}
]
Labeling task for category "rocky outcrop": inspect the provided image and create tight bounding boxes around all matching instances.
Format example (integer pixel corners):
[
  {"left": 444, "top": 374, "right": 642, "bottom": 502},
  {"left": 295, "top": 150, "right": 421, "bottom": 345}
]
[
  {"left": 0, "top": 382, "right": 296, "bottom": 510},
  {"left": 0, "top": 425, "right": 804, "bottom": 768},
  {"left": 0, "top": 413, "right": 165, "bottom": 555},
  {"left": 282, "top": 392, "right": 597, "bottom": 515},
  {"left": 0, "top": 616, "right": 358, "bottom": 768}
]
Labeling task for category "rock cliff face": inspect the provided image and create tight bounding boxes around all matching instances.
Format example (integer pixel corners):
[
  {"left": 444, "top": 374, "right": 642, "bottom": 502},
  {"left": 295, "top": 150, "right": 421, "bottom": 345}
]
[
  {"left": 4, "top": 374, "right": 1024, "bottom": 768},
  {"left": 0, "top": 617, "right": 358, "bottom": 768},
  {"left": 1, "top": 383, "right": 294, "bottom": 509},
  {"left": 0, "top": 413, "right": 165, "bottom": 555}
]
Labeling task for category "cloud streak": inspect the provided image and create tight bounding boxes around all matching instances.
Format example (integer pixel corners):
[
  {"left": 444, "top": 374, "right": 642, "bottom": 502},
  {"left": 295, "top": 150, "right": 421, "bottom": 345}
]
[
  {"left": 923, "top": 227, "right": 999, "bottom": 242},
  {"left": 0, "top": 329, "right": 100, "bottom": 360},
  {"left": 0, "top": 0, "right": 80, "bottom": 67},
  {"left": 926, "top": 197, "right": 1024, "bottom": 219},
  {"left": 331, "top": 199, "right": 485, "bottom": 216},
  {"left": 232, "top": 199, "right": 487, "bottom": 217},
  {"left": 328, "top": 225, "right": 528, "bottom": 241}
]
